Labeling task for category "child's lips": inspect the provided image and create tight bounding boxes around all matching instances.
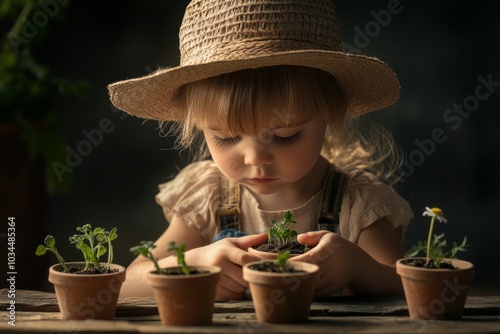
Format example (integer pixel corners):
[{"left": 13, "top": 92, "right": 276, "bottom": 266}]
[{"left": 248, "top": 178, "right": 277, "bottom": 184}]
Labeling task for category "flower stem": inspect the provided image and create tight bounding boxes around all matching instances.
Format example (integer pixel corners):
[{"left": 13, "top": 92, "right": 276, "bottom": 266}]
[{"left": 426, "top": 215, "right": 436, "bottom": 266}]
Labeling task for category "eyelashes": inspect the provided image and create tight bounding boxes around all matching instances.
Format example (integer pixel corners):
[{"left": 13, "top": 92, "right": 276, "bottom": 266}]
[
  {"left": 273, "top": 131, "right": 302, "bottom": 145},
  {"left": 212, "top": 131, "right": 302, "bottom": 147},
  {"left": 212, "top": 136, "right": 241, "bottom": 147}
]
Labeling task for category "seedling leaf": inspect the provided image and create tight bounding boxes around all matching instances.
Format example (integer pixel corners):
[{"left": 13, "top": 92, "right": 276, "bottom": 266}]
[{"left": 35, "top": 245, "right": 46, "bottom": 256}]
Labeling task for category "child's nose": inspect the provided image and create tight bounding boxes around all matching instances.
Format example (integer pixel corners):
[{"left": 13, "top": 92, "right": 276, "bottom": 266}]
[{"left": 243, "top": 143, "right": 273, "bottom": 166}]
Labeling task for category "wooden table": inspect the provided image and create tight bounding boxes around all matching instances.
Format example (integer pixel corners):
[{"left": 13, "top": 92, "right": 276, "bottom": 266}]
[{"left": 1, "top": 289, "right": 499, "bottom": 333}]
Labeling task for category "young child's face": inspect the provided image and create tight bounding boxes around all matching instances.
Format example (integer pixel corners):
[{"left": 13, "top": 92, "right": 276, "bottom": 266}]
[{"left": 203, "top": 117, "right": 327, "bottom": 195}]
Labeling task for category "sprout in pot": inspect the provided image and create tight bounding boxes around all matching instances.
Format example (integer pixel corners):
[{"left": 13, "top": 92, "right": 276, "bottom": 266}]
[
  {"left": 252, "top": 211, "right": 309, "bottom": 255},
  {"left": 243, "top": 251, "right": 319, "bottom": 323},
  {"left": 130, "top": 240, "right": 207, "bottom": 275},
  {"left": 247, "top": 252, "right": 304, "bottom": 273},
  {"left": 130, "top": 240, "right": 221, "bottom": 326},
  {"left": 36, "top": 224, "right": 119, "bottom": 274},
  {"left": 35, "top": 224, "right": 125, "bottom": 320}
]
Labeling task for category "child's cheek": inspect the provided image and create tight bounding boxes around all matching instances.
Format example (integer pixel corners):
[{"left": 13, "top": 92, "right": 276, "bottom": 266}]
[{"left": 221, "top": 158, "right": 243, "bottom": 177}]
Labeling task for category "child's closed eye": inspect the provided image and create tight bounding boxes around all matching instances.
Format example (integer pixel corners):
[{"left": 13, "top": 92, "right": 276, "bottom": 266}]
[
  {"left": 273, "top": 131, "right": 302, "bottom": 145},
  {"left": 212, "top": 135, "right": 241, "bottom": 147},
  {"left": 211, "top": 131, "right": 302, "bottom": 147}
]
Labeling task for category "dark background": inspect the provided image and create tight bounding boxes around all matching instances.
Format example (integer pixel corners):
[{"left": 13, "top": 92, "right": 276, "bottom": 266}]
[{"left": 2, "top": 1, "right": 499, "bottom": 294}]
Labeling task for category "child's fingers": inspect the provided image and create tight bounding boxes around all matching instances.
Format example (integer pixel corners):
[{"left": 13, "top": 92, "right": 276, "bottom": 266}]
[
  {"left": 293, "top": 232, "right": 345, "bottom": 264},
  {"left": 219, "top": 267, "right": 248, "bottom": 294},
  {"left": 297, "top": 230, "right": 331, "bottom": 247},
  {"left": 231, "top": 233, "right": 268, "bottom": 250},
  {"left": 224, "top": 246, "right": 263, "bottom": 267},
  {"left": 215, "top": 283, "right": 245, "bottom": 301}
]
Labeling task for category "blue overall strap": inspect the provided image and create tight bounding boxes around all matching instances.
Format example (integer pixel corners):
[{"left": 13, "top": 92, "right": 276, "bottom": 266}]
[
  {"left": 216, "top": 167, "right": 346, "bottom": 240},
  {"left": 217, "top": 177, "right": 241, "bottom": 232},
  {"left": 317, "top": 166, "right": 347, "bottom": 234}
]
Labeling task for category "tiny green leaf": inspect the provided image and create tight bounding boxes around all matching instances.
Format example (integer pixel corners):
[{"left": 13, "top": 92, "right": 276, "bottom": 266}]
[
  {"left": 97, "top": 246, "right": 107, "bottom": 257},
  {"left": 35, "top": 245, "right": 47, "bottom": 256},
  {"left": 44, "top": 235, "right": 56, "bottom": 249},
  {"left": 275, "top": 252, "right": 290, "bottom": 268},
  {"left": 108, "top": 228, "right": 118, "bottom": 241}
]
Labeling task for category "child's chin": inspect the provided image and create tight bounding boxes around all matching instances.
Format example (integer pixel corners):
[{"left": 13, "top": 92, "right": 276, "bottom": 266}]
[{"left": 244, "top": 182, "right": 283, "bottom": 195}]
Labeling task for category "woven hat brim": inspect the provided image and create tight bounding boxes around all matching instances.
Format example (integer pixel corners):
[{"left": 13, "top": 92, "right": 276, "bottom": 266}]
[{"left": 108, "top": 50, "right": 400, "bottom": 121}]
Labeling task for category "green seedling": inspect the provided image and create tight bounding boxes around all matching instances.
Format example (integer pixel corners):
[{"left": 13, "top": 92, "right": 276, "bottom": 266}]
[
  {"left": 275, "top": 252, "right": 290, "bottom": 269},
  {"left": 405, "top": 207, "right": 471, "bottom": 268},
  {"left": 35, "top": 235, "right": 68, "bottom": 272},
  {"left": 130, "top": 241, "right": 190, "bottom": 275},
  {"left": 268, "top": 211, "right": 298, "bottom": 247},
  {"left": 36, "top": 224, "right": 118, "bottom": 272},
  {"left": 168, "top": 241, "right": 190, "bottom": 275},
  {"left": 130, "top": 240, "right": 164, "bottom": 274}
]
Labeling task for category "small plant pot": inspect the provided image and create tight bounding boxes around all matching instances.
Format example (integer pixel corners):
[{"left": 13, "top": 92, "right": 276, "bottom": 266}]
[
  {"left": 243, "top": 260, "right": 319, "bottom": 323},
  {"left": 147, "top": 265, "right": 222, "bottom": 326},
  {"left": 396, "top": 257, "right": 474, "bottom": 320},
  {"left": 48, "top": 262, "right": 126, "bottom": 320}
]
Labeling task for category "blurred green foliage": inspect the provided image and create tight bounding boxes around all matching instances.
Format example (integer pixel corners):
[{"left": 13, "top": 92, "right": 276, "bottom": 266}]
[{"left": 0, "top": 0, "right": 89, "bottom": 193}]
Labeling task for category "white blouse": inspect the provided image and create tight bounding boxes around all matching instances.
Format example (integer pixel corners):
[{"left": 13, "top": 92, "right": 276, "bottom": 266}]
[{"left": 155, "top": 160, "right": 414, "bottom": 243}]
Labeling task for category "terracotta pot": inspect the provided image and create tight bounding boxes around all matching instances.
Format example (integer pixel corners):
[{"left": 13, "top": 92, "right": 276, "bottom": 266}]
[
  {"left": 243, "top": 260, "right": 319, "bottom": 323},
  {"left": 147, "top": 266, "right": 222, "bottom": 326},
  {"left": 48, "top": 262, "right": 126, "bottom": 320},
  {"left": 396, "top": 257, "right": 474, "bottom": 320}
]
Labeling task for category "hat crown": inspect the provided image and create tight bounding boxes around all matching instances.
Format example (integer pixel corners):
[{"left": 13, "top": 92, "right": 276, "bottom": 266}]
[{"left": 179, "top": 0, "right": 343, "bottom": 66}]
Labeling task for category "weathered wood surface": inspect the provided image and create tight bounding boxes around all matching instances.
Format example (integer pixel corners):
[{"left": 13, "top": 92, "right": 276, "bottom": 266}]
[
  {"left": 2, "top": 289, "right": 499, "bottom": 317},
  {"left": 2, "top": 315, "right": 500, "bottom": 334},
  {"left": 1, "top": 289, "right": 499, "bottom": 333}
]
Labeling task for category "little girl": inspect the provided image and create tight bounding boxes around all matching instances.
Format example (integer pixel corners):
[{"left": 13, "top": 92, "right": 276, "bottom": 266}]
[{"left": 109, "top": 0, "right": 413, "bottom": 300}]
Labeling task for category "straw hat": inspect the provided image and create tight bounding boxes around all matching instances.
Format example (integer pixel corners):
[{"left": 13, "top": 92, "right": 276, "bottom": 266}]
[{"left": 108, "top": 0, "right": 400, "bottom": 121}]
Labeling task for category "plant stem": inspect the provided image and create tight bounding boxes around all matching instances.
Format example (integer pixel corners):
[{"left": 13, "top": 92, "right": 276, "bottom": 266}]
[
  {"left": 149, "top": 253, "right": 163, "bottom": 274},
  {"left": 426, "top": 215, "right": 436, "bottom": 266},
  {"left": 10, "top": 0, "right": 34, "bottom": 37},
  {"left": 49, "top": 249, "right": 68, "bottom": 273},
  {"left": 107, "top": 238, "right": 113, "bottom": 268}
]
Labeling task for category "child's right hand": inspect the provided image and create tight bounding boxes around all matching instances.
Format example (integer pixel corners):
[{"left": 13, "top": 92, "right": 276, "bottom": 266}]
[{"left": 184, "top": 233, "right": 268, "bottom": 300}]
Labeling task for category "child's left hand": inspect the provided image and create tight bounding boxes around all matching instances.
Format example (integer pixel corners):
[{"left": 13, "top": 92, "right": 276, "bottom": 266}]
[{"left": 292, "top": 231, "right": 363, "bottom": 297}]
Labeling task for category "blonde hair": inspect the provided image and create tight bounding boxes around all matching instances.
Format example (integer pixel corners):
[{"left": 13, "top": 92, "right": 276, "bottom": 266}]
[{"left": 164, "top": 65, "right": 403, "bottom": 184}]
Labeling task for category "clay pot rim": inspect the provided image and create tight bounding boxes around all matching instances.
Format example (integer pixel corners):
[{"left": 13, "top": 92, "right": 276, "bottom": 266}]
[
  {"left": 396, "top": 257, "right": 474, "bottom": 273},
  {"left": 146, "top": 265, "right": 222, "bottom": 279},
  {"left": 49, "top": 262, "right": 126, "bottom": 278},
  {"left": 243, "top": 260, "right": 319, "bottom": 277},
  {"left": 248, "top": 247, "right": 301, "bottom": 258}
]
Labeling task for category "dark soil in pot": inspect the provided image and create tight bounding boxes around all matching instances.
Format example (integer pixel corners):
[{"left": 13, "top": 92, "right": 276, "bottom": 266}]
[
  {"left": 402, "top": 258, "right": 457, "bottom": 269},
  {"left": 252, "top": 240, "right": 308, "bottom": 254},
  {"left": 248, "top": 261, "right": 305, "bottom": 273},
  {"left": 64, "top": 265, "right": 118, "bottom": 275},
  {"left": 153, "top": 268, "right": 209, "bottom": 275}
]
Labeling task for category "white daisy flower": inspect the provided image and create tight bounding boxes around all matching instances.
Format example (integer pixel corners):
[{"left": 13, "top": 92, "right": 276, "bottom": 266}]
[{"left": 422, "top": 207, "right": 447, "bottom": 223}]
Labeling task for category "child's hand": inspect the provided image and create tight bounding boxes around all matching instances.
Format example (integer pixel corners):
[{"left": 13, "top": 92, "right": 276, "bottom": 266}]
[
  {"left": 184, "top": 233, "right": 268, "bottom": 301},
  {"left": 293, "top": 231, "right": 360, "bottom": 298}
]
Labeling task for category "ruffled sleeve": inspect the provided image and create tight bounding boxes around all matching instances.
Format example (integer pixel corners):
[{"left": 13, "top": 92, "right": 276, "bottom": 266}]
[
  {"left": 339, "top": 171, "right": 414, "bottom": 243},
  {"left": 155, "top": 160, "right": 222, "bottom": 243}
]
